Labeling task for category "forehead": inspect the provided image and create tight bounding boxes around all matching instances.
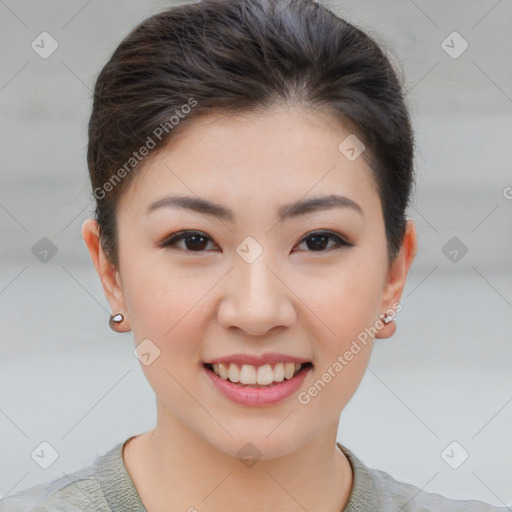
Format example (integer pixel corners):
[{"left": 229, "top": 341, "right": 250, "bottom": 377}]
[{"left": 118, "top": 106, "right": 380, "bottom": 221}]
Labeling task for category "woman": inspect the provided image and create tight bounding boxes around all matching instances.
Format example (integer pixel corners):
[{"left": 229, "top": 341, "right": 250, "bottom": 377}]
[{"left": 0, "top": 0, "right": 508, "bottom": 510}]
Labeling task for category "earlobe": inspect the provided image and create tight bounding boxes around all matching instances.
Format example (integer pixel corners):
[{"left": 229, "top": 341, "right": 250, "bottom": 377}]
[{"left": 81, "top": 218, "right": 130, "bottom": 331}]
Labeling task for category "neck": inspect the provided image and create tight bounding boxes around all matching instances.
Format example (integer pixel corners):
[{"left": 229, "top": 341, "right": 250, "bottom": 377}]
[{"left": 123, "top": 413, "right": 353, "bottom": 512}]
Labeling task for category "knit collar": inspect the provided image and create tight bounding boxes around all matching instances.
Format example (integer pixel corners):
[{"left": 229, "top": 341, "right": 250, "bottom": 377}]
[
  {"left": 95, "top": 437, "right": 379, "bottom": 511},
  {"left": 336, "top": 442, "right": 380, "bottom": 511}
]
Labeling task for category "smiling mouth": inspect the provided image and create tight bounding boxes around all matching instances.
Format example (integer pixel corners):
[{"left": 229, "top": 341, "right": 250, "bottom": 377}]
[{"left": 203, "top": 362, "right": 314, "bottom": 388}]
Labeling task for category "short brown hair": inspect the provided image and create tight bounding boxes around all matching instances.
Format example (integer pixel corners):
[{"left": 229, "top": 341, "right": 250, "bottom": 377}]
[{"left": 87, "top": 0, "right": 415, "bottom": 267}]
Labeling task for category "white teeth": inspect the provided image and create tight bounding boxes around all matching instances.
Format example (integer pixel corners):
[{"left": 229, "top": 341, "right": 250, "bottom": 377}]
[
  {"left": 273, "top": 363, "right": 285, "bottom": 382},
  {"left": 218, "top": 363, "right": 228, "bottom": 380},
  {"left": 227, "top": 363, "right": 240, "bottom": 383},
  {"left": 284, "top": 362, "right": 295, "bottom": 379},
  {"left": 239, "top": 364, "right": 257, "bottom": 385},
  {"left": 256, "top": 364, "right": 274, "bottom": 385},
  {"left": 210, "top": 361, "right": 307, "bottom": 385}
]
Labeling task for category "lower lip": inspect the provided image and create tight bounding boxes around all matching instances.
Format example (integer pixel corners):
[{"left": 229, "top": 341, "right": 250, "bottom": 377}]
[{"left": 203, "top": 365, "right": 312, "bottom": 406}]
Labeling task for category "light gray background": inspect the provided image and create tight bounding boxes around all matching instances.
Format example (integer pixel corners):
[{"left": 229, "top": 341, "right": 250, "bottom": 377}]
[{"left": 0, "top": 0, "right": 511, "bottom": 507}]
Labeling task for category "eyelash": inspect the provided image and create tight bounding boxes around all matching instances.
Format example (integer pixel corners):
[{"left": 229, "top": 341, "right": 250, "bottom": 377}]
[{"left": 160, "top": 230, "right": 353, "bottom": 253}]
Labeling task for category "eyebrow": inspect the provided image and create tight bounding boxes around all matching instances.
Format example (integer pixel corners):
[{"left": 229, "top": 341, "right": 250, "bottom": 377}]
[{"left": 145, "top": 193, "right": 363, "bottom": 221}]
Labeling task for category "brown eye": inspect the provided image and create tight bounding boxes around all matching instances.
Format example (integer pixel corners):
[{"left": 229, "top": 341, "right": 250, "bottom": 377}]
[
  {"left": 161, "top": 231, "right": 217, "bottom": 252},
  {"left": 295, "top": 231, "right": 351, "bottom": 252}
]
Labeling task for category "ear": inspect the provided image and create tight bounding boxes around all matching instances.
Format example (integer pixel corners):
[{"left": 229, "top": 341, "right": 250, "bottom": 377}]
[
  {"left": 375, "top": 218, "right": 417, "bottom": 339},
  {"left": 81, "top": 218, "right": 130, "bottom": 331}
]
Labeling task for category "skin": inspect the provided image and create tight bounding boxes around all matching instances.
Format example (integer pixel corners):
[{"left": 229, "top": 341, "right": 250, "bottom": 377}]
[{"left": 82, "top": 105, "right": 417, "bottom": 512}]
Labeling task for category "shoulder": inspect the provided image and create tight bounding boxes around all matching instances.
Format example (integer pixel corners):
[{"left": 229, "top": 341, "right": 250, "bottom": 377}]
[
  {"left": 0, "top": 473, "right": 109, "bottom": 512},
  {"left": 368, "top": 462, "right": 508, "bottom": 511},
  {"left": 339, "top": 443, "right": 509, "bottom": 512},
  {"left": 0, "top": 448, "right": 116, "bottom": 512}
]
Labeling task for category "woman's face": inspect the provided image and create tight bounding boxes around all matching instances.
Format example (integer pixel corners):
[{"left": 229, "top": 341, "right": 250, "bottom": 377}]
[{"left": 85, "top": 106, "right": 416, "bottom": 458}]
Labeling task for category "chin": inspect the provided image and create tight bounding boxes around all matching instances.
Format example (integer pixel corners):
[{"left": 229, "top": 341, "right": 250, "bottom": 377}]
[{"left": 206, "top": 429, "right": 307, "bottom": 462}]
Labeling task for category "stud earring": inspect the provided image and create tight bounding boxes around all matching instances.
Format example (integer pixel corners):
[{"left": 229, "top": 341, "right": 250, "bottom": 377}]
[
  {"left": 380, "top": 313, "right": 394, "bottom": 325},
  {"left": 109, "top": 313, "right": 125, "bottom": 331}
]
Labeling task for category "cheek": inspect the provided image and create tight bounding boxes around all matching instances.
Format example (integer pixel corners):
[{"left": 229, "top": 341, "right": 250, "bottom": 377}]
[
  {"left": 293, "top": 257, "right": 383, "bottom": 345},
  {"left": 298, "top": 266, "right": 379, "bottom": 413},
  {"left": 120, "top": 249, "right": 200, "bottom": 343},
  {"left": 121, "top": 262, "right": 209, "bottom": 410}
]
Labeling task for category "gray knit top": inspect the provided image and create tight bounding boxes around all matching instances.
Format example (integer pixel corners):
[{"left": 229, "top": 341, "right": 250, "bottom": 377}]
[{"left": 0, "top": 437, "right": 508, "bottom": 511}]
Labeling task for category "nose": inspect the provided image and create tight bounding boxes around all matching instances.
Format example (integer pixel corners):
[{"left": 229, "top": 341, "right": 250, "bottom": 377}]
[{"left": 217, "top": 255, "right": 296, "bottom": 337}]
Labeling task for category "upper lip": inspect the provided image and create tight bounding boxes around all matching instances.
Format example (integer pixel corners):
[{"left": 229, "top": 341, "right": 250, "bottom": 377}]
[{"left": 203, "top": 352, "right": 312, "bottom": 367}]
